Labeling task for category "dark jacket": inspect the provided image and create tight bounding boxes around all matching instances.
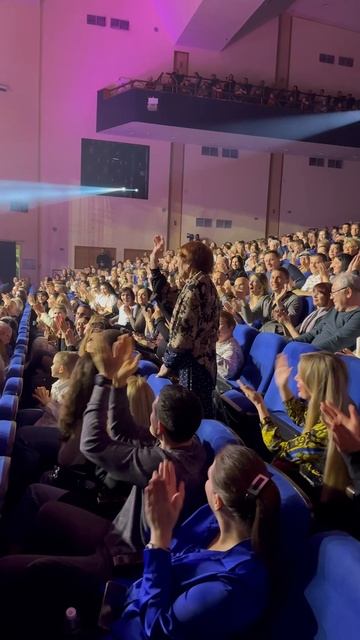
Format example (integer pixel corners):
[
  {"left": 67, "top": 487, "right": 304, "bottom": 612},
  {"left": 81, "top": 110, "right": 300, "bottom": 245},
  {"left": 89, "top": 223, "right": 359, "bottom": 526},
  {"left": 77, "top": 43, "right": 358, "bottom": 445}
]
[{"left": 80, "top": 380, "right": 209, "bottom": 555}]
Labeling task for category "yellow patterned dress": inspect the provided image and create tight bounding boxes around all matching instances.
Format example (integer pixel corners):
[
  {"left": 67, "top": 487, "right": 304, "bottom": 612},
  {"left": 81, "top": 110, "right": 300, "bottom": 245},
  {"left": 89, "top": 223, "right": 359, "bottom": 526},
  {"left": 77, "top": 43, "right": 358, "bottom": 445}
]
[{"left": 261, "top": 397, "right": 328, "bottom": 485}]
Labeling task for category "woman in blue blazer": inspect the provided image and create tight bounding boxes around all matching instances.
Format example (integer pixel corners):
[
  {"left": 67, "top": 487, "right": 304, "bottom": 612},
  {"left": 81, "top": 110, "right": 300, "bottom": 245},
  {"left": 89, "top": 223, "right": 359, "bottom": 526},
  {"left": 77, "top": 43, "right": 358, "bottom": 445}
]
[{"left": 111, "top": 444, "right": 280, "bottom": 639}]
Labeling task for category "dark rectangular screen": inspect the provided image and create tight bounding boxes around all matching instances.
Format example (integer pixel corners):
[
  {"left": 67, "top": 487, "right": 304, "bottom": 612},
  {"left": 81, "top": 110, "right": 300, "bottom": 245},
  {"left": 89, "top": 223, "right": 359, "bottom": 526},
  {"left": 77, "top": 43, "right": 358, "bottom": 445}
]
[{"left": 80, "top": 138, "right": 149, "bottom": 199}]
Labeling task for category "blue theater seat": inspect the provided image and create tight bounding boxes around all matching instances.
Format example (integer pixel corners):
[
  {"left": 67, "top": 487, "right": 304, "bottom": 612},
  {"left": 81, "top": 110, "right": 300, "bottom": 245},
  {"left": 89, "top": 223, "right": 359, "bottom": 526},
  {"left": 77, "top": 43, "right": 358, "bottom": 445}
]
[
  {"left": 136, "top": 360, "right": 159, "bottom": 378},
  {"left": 14, "top": 344, "right": 27, "bottom": 357},
  {"left": 268, "top": 531, "right": 360, "bottom": 640},
  {"left": 0, "top": 456, "right": 11, "bottom": 510},
  {"left": 3, "top": 376, "right": 23, "bottom": 396},
  {"left": 10, "top": 354, "right": 25, "bottom": 366},
  {"left": 147, "top": 374, "right": 172, "bottom": 397},
  {"left": 196, "top": 418, "right": 241, "bottom": 457},
  {"left": 339, "top": 354, "right": 360, "bottom": 409},
  {"left": 266, "top": 463, "right": 312, "bottom": 566},
  {"left": 223, "top": 332, "right": 286, "bottom": 409},
  {"left": 6, "top": 362, "right": 24, "bottom": 379},
  {"left": 303, "top": 296, "right": 315, "bottom": 317},
  {"left": 0, "top": 394, "right": 18, "bottom": 420},
  {"left": 233, "top": 324, "right": 258, "bottom": 361},
  {"left": 0, "top": 420, "right": 16, "bottom": 456},
  {"left": 15, "top": 337, "right": 28, "bottom": 348}
]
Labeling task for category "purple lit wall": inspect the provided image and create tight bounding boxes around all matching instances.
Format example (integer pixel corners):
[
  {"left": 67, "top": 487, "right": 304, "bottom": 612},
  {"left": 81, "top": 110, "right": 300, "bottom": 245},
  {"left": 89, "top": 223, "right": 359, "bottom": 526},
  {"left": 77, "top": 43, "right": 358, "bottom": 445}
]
[
  {"left": 0, "top": 0, "right": 41, "bottom": 279},
  {"left": 2, "top": 0, "right": 360, "bottom": 279}
]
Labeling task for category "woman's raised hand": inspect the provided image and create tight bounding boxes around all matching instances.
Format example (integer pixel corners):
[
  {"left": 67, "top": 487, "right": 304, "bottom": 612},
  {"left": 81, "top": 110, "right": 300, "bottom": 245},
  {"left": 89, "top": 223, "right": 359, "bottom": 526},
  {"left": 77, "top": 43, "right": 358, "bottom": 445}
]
[
  {"left": 321, "top": 401, "right": 360, "bottom": 454},
  {"left": 89, "top": 333, "right": 139, "bottom": 384},
  {"left": 238, "top": 381, "right": 263, "bottom": 407},
  {"left": 112, "top": 336, "right": 140, "bottom": 387},
  {"left": 152, "top": 235, "right": 165, "bottom": 255},
  {"left": 145, "top": 460, "right": 185, "bottom": 549},
  {"left": 274, "top": 353, "right": 292, "bottom": 389}
]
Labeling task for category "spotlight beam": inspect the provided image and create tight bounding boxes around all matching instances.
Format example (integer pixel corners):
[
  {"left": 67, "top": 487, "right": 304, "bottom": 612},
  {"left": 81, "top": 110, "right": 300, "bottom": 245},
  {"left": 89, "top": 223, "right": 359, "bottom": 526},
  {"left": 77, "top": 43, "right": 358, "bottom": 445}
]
[{"left": 0, "top": 181, "right": 138, "bottom": 209}]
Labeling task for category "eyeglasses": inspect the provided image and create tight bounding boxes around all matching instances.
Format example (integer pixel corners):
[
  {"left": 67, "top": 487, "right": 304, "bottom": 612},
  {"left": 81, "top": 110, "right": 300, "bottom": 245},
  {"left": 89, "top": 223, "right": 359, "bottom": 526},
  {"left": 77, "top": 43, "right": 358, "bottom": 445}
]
[{"left": 330, "top": 286, "right": 348, "bottom": 296}]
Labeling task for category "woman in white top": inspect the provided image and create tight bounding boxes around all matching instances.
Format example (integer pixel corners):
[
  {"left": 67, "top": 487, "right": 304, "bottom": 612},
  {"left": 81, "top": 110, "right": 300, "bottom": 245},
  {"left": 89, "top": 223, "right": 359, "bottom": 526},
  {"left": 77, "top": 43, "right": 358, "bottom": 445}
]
[
  {"left": 111, "top": 287, "right": 136, "bottom": 327},
  {"left": 93, "top": 282, "right": 118, "bottom": 315}
]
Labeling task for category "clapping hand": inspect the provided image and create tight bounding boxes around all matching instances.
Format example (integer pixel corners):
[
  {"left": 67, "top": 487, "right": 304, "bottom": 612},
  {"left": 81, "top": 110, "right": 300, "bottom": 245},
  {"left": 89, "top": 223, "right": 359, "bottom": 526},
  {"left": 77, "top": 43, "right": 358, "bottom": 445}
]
[
  {"left": 347, "top": 252, "right": 360, "bottom": 273},
  {"left": 54, "top": 315, "right": 67, "bottom": 335},
  {"left": 238, "top": 381, "right": 264, "bottom": 407},
  {"left": 88, "top": 333, "right": 140, "bottom": 386},
  {"left": 64, "top": 327, "right": 77, "bottom": 347},
  {"left": 274, "top": 353, "right": 292, "bottom": 390},
  {"left": 145, "top": 460, "right": 185, "bottom": 550},
  {"left": 33, "top": 386, "right": 50, "bottom": 406},
  {"left": 321, "top": 401, "right": 360, "bottom": 454},
  {"left": 276, "top": 308, "right": 291, "bottom": 325},
  {"left": 317, "top": 262, "right": 329, "bottom": 281}
]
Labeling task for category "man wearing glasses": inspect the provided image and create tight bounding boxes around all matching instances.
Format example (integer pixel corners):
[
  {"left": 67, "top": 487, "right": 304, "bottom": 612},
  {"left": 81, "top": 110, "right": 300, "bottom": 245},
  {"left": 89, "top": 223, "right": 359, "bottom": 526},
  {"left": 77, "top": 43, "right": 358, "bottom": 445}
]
[{"left": 294, "top": 273, "right": 360, "bottom": 352}]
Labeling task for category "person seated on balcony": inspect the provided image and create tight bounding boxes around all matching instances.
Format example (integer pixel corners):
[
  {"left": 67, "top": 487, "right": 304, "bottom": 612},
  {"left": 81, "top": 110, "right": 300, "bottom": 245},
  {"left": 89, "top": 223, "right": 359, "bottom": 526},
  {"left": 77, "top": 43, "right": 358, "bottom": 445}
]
[
  {"left": 170, "top": 70, "right": 185, "bottom": 92},
  {"left": 287, "top": 85, "right": 300, "bottom": 108},
  {"left": 314, "top": 89, "right": 329, "bottom": 113},
  {"left": 346, "top": 93, "right": 356, "bottom": 110},
  {"left": 223, "top": 73, "right": 236, "bottom": 99},
  {"left": 145, "top": 76, "right": 156, "bottom": 90},
  {"left": 267, "top": 91, "right": 278, "bottom": 107},
  {"left": 241, "top": 77, "right": 252, "bottom": 96}
]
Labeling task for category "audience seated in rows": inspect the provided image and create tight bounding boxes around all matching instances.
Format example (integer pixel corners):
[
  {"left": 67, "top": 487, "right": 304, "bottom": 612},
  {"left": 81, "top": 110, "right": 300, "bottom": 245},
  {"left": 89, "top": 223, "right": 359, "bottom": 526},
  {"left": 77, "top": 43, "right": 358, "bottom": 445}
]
[{"left": 1, "top": 222, "right": 360, "bottom": 637}]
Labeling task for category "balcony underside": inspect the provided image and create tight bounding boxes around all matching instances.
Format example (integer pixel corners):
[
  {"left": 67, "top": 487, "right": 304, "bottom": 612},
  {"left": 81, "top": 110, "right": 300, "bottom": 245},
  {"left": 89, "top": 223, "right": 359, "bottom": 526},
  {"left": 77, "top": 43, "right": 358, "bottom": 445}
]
[{"left": 97, "top": 89, "right": 360, "bottom": 159}]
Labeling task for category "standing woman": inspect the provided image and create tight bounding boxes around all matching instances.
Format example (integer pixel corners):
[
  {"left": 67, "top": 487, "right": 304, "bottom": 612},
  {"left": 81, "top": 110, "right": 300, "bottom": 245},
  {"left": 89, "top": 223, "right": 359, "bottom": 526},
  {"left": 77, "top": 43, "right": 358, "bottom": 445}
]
[{"left": 159, "top": 241, "right": 220, "bottom": 417}]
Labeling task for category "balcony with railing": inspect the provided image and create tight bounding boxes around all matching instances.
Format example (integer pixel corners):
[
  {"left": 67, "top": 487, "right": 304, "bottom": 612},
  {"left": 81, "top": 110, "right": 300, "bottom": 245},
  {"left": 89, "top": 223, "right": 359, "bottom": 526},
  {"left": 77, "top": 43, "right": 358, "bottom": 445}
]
[{"left": 97, "top": 72, "right": 360, "bottom": 151}]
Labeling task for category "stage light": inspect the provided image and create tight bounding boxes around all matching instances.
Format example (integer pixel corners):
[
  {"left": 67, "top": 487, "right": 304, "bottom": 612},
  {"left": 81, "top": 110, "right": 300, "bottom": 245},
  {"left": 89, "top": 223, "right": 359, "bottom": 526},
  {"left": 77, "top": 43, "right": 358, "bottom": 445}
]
[
  {"left": 225, "top": 110, "right": 360, "bottom": 143},
  {"left": 0, "top": 181, "right": 137, "bottom": 209}
]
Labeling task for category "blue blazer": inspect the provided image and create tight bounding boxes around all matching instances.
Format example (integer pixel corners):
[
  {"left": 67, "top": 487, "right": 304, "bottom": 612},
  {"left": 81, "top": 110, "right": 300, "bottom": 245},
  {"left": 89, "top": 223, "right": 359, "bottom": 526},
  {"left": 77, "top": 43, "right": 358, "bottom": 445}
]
[{"left": 111, "top": 505, "right": 269, "bottom": 640}]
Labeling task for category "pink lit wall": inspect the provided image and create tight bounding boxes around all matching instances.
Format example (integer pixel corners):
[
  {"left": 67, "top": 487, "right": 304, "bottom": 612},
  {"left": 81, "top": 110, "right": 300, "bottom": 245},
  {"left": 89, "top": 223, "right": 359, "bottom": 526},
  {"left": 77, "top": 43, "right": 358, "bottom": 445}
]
[
  {"left": 290, "top": 17, "right": 360, "bottom": 95},
  {"left": 39, "top": 0, "right": 174, "bottom": 275},
  {"left": 151, "top": 0, "right": 203, "bottom": 43},
  {"left": 279, "top": 154, "right": 360, "bottom": 234},
  {"left": 3, "top": 0, "right": 360, "bottom": 282},
  {"left": 38, "top": 0, "right": 279, "bottom": 273},
  {"left": 187, "top": 18, "right": 278, "bottom": 83},
  {"left": 0, "top": 0, "right": 41, "bottom": 280},
  {"left": 182, "top": 146, "right": 270, "bottom": 243}
]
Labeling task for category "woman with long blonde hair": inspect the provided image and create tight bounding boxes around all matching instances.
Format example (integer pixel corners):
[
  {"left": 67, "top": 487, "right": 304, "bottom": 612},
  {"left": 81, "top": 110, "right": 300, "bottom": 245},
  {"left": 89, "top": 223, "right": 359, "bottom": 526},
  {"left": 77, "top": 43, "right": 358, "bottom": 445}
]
[
  {"left": 126, "top": 374, "right": 155, "bottom": 429},
  {"left": 239, "top": 351, "right": 351, "bottom": 498}
]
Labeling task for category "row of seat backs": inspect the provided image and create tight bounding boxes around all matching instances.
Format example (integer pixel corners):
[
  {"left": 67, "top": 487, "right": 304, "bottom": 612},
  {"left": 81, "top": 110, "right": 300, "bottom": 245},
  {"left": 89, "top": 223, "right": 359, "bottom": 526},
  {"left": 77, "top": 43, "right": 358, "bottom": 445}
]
[
  {"left": 0, "top": 303, "right": 31, "bottom": 509},
  {"left": 264, "top": 341, "right": 360, "bottom": 436},
  {"left": 146, "top": 375, "right": 313, "bottom": 571},
  {"left": 265, "top": 530, "right": 360, "bottom": 640},
  {"left": 224, "top": 325, "right": 360, "bottom": 436},
  {"left": 131, "top": 338, "right": 359, "bottom": 640},
  {"left": 187, "top": 417, "right": 359, "bottom": 640}
]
